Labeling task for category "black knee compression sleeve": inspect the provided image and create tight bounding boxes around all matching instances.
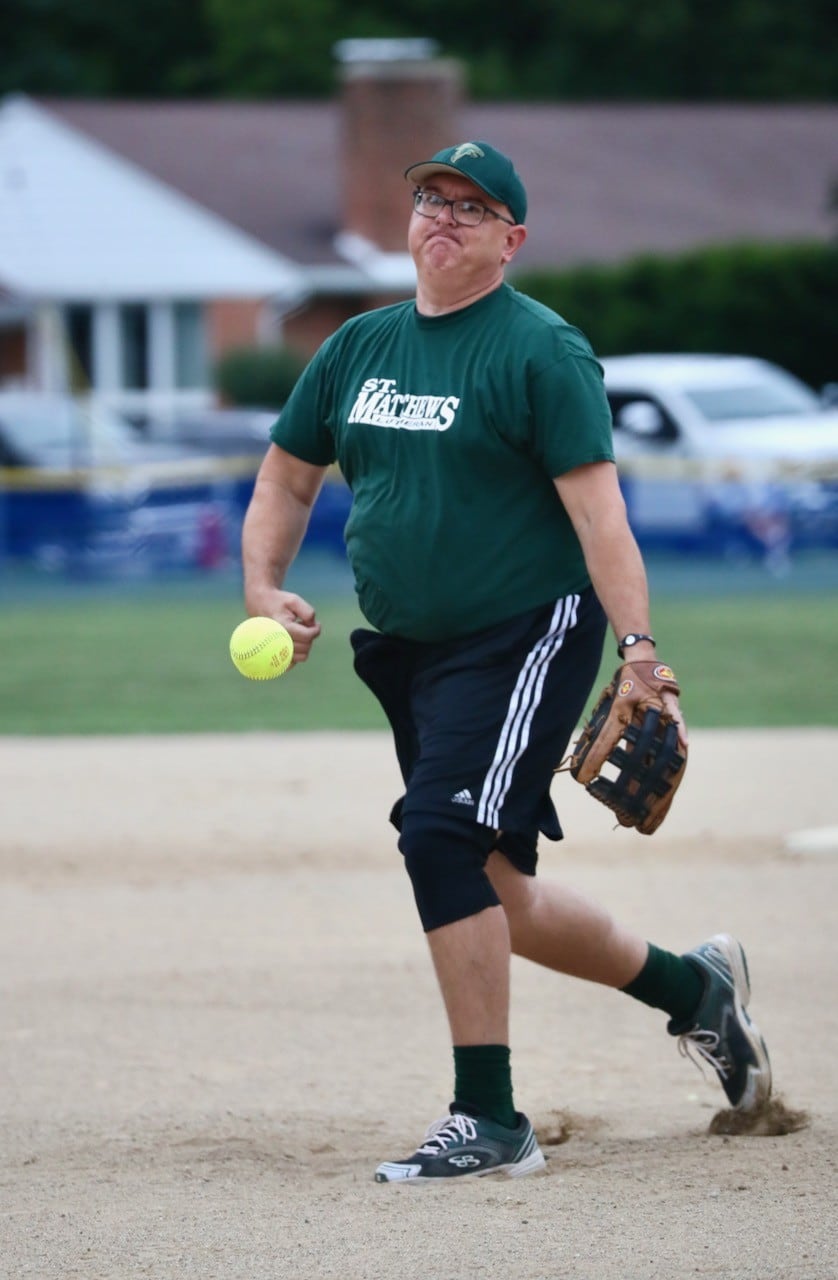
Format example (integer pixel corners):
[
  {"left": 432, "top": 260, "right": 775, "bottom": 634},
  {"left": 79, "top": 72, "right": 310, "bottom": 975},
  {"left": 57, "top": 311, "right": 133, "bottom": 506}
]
[{"left": 398, "top": 811, "right": 500, "bottom": 932}]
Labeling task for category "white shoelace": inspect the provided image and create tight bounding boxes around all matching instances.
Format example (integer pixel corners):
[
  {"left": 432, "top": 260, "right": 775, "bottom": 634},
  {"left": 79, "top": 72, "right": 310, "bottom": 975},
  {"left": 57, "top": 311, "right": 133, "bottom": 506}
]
[
  {"left": 417, "top": 1112, "right": 478, "bottom": 1154},
  {"left": 678, "top": 1026, "right": 732, "bottom": 1080}
]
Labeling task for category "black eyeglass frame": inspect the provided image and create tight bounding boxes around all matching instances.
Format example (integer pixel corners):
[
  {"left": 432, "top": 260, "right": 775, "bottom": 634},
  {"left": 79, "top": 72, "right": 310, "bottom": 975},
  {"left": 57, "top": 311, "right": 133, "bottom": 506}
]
[{"left": 411, "top": 188, "right": 516, "bottom": 227}]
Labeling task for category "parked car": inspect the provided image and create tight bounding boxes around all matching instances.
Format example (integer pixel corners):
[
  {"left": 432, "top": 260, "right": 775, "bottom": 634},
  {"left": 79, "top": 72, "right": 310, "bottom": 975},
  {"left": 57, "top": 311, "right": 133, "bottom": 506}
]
[
  {"left": 142, "top": 407, "right": 277, "bottom": 459},
  {"left": 601, "top": 354, "right": 838, "bottom": 561},
  {"left": 0, "top": 393, "right": 259, "bottom": 571}
]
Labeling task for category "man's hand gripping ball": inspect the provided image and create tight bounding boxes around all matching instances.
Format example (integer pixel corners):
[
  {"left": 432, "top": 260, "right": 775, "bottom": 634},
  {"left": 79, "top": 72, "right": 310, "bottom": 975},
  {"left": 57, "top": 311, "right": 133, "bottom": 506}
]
[{"left": 229, "top": 617, "right": 294, "bottom": 680}]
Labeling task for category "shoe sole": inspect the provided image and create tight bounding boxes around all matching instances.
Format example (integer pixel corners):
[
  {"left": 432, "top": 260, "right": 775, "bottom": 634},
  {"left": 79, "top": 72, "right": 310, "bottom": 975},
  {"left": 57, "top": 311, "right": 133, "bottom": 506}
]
[
  {"left": 375, "top": 1145, "right": 547, "bottom": 1183},
  {"left": 711, "top": 932, "right": 772, "bottom": 1110}
]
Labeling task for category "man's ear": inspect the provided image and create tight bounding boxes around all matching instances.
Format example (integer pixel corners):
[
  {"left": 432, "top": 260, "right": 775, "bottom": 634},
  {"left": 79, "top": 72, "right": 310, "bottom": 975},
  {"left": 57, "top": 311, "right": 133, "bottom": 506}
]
[{"left": 500, "top": 225, "right": 527, "bottom": 265}]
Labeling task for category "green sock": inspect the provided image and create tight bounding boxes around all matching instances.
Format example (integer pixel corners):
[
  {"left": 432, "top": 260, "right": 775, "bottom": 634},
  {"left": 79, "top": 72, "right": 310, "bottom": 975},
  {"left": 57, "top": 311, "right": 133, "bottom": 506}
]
[
  {"left": 453, "top": 1044, "right": 517, "bottom": 1129},
  {"left": 620, "top": 942, "right": 705, "bottom": 1024}
]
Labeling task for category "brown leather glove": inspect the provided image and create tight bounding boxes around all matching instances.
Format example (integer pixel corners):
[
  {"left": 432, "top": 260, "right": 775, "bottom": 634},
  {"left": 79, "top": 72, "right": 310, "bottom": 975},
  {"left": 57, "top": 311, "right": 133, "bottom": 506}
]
[{"left": 567, "top": 661, "right": 687, "bottom": 835}]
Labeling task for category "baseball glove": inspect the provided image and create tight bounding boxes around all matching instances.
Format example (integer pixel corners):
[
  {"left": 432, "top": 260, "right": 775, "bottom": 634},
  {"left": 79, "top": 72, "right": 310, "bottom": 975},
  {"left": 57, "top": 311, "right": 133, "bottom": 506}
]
[{"left": 564, "top": 661, "right": 687, "bottom": 835}]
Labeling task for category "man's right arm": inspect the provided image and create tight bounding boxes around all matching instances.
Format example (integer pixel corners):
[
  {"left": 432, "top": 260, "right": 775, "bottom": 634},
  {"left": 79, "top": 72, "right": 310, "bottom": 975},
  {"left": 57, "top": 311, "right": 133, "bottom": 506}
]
[{"left": 241, "top": 443, "right": 329, "bottom": 663}]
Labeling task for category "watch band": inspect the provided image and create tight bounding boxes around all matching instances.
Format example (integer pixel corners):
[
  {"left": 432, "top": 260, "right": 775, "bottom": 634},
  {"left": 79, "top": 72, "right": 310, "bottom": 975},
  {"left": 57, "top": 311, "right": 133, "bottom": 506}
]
[{"left": 618, "top": 632, "right": 656, "bottom": 658}]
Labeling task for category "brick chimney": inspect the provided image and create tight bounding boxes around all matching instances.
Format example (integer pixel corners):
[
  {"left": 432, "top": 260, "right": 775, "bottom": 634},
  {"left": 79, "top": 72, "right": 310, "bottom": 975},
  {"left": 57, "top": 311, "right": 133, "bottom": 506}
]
[{"left": 335, "top": 39, "right": 464, "bottom": 252}]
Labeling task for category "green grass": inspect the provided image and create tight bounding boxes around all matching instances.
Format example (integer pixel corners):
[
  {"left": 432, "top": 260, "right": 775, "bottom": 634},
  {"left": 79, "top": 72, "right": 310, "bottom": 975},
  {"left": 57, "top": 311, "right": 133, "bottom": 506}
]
[
  {"left": 1, "top": 592, "right": 382, "bottom": 734},
  {"left": 588, "top": 595, "right": 838, "bottom": 728},
  {"left": 1, "top": 575, "right": 836, "bottom": 734}
]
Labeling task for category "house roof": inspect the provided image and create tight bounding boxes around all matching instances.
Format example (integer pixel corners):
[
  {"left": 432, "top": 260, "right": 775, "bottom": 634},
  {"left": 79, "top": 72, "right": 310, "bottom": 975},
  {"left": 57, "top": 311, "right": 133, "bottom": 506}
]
[
  {"left": 39, "top": 97, "right": 838, "bottom": 276},
  {"left": 0, "top": 96, "right": 307, "bottom": 301}
]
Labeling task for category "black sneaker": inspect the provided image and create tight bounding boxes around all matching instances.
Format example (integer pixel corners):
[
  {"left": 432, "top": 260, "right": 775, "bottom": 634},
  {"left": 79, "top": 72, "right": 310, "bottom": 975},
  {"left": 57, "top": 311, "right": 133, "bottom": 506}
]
[
  {"left": 669, "top": 933, "right": 772, "bottom": 1110},
  {"left": 374, "top": 1109, "right": 546, "bottom": 1183}
]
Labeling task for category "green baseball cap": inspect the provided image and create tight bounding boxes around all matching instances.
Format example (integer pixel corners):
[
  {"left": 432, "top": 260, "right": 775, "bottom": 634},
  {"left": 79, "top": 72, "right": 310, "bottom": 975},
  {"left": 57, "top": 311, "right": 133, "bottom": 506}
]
[{"left": 404, "top": 141, "right": 527, "bottom": 226}]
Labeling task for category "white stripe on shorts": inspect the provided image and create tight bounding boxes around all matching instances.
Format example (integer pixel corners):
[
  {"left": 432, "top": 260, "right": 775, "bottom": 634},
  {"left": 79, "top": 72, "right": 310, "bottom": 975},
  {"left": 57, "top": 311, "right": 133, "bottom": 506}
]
[{"left": 476, "top": 593, "right": 580, "bottom": 829}]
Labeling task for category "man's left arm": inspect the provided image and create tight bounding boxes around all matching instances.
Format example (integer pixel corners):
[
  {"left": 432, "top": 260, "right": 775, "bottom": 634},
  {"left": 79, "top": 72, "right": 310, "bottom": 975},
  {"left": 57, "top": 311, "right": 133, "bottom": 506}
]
[{"left": 553, "top": 460, "right": 687, "bottom": 745}]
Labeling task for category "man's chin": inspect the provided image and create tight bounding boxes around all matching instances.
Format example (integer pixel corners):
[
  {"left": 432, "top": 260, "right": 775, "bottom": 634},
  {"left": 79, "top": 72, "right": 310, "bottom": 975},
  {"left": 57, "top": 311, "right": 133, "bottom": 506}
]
[{"left": 422, "top": 238, "right": 462, "bottom": 267}]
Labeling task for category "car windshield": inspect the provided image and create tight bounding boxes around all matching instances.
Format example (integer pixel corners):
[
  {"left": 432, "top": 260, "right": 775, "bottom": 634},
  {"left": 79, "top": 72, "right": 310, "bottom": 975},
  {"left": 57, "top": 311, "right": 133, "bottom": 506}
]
[
  {"left": 682, "top": 375, "right": 820, "bottom": 423},
  {"left": 0, "top": 399, "right": 138, "bottom": 463}
]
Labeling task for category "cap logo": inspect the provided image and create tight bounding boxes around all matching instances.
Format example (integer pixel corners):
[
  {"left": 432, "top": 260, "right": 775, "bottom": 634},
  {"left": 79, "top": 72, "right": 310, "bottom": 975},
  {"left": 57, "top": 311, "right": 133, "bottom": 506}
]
[{"left": 450, "top": 142, "right": 485, "bottom": 163}]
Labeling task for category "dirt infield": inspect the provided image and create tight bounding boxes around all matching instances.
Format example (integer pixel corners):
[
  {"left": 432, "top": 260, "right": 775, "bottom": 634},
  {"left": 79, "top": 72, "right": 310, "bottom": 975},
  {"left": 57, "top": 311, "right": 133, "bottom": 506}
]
[{"left": 2, "top": 730, "right": 837, "bottom": 1280}]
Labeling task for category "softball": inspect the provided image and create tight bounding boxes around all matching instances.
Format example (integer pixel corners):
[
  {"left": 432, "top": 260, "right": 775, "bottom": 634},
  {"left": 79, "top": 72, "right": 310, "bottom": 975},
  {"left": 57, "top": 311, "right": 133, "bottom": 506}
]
[{"left": 229, "top": 617, "right": 294, "bottom": 680}]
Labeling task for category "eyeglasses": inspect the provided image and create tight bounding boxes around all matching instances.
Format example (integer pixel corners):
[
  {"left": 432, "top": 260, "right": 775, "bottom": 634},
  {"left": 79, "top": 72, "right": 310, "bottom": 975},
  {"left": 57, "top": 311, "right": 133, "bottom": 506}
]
[{"left": 412, "top": 188, "right": 515, "bottom": 228}]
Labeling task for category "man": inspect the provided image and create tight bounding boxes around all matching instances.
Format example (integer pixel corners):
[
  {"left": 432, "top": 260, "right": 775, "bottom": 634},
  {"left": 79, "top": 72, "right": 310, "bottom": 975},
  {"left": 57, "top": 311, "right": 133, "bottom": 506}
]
[{"left": 241, "top": 142, "right": 772, "bottom": 1182}]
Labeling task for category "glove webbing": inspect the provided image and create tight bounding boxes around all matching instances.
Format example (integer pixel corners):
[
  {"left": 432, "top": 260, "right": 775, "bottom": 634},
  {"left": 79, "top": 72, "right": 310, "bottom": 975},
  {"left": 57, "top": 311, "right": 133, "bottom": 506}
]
[{"left": 587, "top": 709, "right": 685, "bottom": 823}]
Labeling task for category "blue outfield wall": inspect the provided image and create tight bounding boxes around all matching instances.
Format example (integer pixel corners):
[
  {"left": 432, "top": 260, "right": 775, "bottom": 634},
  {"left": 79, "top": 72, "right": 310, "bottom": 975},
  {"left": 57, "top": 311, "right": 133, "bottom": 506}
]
[
  {"left": 0, "top": 459, "right": 352, "bottom": 578},
  {"left": 1, "top": 460, "right": 837, "bottom": 579}
]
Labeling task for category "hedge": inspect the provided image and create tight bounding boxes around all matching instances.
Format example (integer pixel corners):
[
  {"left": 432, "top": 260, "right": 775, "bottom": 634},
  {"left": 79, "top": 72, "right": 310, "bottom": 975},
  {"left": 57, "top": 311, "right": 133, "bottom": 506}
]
[
  {"left": 214, "top": 345, "right": 308, "bottom": 409},
  {"left": 515, "top": 241, "right": 838, "bottom": 390}
]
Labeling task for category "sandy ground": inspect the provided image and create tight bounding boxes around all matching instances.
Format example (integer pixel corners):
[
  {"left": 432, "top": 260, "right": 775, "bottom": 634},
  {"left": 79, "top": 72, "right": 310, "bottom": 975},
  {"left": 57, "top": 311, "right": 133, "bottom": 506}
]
[{"left": 1, "top": 729, "right": 837, "bottom": 1280}]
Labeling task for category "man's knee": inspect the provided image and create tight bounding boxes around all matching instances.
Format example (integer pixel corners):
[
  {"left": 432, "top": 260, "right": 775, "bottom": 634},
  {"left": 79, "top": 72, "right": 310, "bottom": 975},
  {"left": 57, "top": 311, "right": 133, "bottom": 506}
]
[{"left": 398, "top": 811, "right": 499, "bottom": 932}]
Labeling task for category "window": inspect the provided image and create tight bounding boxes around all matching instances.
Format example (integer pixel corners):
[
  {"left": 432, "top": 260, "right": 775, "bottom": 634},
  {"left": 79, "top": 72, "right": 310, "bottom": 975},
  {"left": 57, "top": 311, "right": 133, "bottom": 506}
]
[
  {"left": 120, "top": 304, "right": 149, "bottom": 390},
  {"left": 682, "top": 381, "right": 819, "bottom": 422},
  {"left": 173, "top": 303, "right": 208, "bottom": 389},
  {"left": 606, "top": 392, "right": 679, "bottom": 442},
  {"left": 65, "top": 305, "right": 93, "bottom": 391}
]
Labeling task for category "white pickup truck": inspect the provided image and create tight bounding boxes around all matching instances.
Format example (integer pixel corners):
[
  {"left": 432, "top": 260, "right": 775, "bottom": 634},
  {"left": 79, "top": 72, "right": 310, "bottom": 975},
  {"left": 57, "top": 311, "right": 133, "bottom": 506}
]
[{"left": 600, "top": 353, "right": 838, "bottom": 562}]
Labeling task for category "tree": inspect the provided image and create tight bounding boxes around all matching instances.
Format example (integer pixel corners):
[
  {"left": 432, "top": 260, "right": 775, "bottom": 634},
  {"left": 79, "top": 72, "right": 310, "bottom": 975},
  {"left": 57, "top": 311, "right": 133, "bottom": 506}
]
[
  {"left": 0, "top": 0, "right": 215, "bottom": 96},
  {"left": 1, "top": 0, "right": 835, "bottom": 100},
  {"left": 205, "top": 0, "right": 342, "bottom": 95}
]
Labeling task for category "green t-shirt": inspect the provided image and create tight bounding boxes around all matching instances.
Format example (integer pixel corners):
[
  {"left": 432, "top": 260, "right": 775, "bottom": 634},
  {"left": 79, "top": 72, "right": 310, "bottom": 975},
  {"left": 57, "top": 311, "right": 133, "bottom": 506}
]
[{"left": 272, "top": 282, "right": 614, "bottom": 642}]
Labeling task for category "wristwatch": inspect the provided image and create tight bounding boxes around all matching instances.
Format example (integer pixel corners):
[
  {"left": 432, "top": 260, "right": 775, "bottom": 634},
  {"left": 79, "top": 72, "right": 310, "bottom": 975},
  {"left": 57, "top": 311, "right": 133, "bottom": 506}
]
[{"left": 618, "top": 632, "right": 656, "bottom": 658}]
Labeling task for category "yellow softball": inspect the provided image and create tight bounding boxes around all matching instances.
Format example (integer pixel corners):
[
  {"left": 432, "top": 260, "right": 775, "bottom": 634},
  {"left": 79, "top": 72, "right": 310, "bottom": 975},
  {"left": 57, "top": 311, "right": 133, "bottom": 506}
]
[{"left": 229, "top": 617, "right": 294, "bottom": 680}]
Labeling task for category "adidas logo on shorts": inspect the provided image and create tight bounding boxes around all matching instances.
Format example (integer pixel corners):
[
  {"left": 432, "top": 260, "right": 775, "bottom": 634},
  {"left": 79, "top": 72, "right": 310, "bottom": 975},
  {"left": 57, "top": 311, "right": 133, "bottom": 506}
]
[{"left": 451, "top": 788, "right": 475, "bottom": 806}]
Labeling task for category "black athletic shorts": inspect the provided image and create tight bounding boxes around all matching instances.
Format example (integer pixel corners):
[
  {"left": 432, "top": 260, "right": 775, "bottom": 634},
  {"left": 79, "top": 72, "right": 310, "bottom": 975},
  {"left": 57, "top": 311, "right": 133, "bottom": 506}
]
[{"left": 351, "top": 588, "right": 607, "bottom": 875}]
